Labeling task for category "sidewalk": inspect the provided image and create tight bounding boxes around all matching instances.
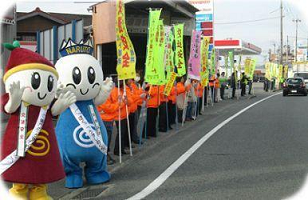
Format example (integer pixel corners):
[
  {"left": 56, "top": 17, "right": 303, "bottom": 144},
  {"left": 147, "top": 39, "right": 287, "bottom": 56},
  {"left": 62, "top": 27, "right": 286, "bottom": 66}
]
[{"left": 1, "top": 82, "right": 273, "bottom": 199}]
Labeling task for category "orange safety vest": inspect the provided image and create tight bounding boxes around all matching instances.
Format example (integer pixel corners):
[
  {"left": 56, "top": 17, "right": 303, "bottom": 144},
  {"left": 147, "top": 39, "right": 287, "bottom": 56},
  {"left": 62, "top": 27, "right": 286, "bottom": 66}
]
[
  {"left": 131, "top": 82, "right": 144, "bottom": 106},
  {"left": 147, "top": 85, "right": 160, "bottom": 108},
  {"left": 159, "top": 85, "right": 168, "bottom": 103},
  {"left": 109, "top": 87, "right": 133, "bottom": 120},
  {"left": 97, "top": 97, "right": 121, "bottom": 122}
]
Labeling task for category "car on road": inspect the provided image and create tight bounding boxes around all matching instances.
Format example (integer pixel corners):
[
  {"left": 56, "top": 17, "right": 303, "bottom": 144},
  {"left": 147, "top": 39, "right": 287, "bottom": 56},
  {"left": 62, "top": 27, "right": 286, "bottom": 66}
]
[
  {"left": 283, "top": 77, "right": 307, "bottom": 96},
  {"left": 294, "top": 72, "right": 308, "bottom": 88}
]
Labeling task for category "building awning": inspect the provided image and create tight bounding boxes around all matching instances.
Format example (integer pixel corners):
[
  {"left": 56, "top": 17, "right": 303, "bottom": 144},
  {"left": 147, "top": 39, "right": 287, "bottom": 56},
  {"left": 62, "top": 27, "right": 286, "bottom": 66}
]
[{"left": 214, "top": 39, "right": 262, "bottom": 55}]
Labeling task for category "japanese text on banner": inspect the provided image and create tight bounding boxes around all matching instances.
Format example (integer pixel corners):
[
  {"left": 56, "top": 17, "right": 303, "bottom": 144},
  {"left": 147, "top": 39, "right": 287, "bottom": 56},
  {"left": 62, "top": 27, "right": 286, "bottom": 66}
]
[{"left": 116, "top": 0, "right": 136, "bottom": 80}]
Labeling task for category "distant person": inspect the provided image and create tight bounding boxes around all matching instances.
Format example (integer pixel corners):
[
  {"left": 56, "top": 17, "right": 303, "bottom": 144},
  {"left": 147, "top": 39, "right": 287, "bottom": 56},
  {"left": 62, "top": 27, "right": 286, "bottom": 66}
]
[
  {"left": 248, "top": 77, "right": 253, "bottom": 95},
  {"left": 240, "top": 72, "right": 249, "bottom": 96},
  {"left": 219, "top": 72, "right": 227, "bottom": 100},
  {"left": 231, "top": 72, "right": 236, "bottom": 98}
]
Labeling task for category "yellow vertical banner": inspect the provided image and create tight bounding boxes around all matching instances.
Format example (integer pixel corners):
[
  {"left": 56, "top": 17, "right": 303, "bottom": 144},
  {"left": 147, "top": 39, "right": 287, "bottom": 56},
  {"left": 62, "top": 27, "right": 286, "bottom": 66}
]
[
  {"left": 200, "top": 37, "right": 210, "bottom": 87},
  {"left": 244, "top": 58, "right": 251, "bottom": 75},
  {"left": 116, "top": 0, "right": 136, "bottom": 80},
  {"left": 283, "top": 65, "right": 288, "bottom": 79},
  {"left": 163, "top": 72, "right": 177, "bottom": 96},
  {"left": 278, "top": 64, "right": 283, "bottom": 83},
  {"left": 174, "top": 24, "right": 186, "bottom": 76}
]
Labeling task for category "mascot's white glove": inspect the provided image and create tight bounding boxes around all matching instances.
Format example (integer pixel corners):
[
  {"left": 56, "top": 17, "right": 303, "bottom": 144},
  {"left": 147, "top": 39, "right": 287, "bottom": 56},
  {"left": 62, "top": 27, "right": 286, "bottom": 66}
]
[
  {"left": 5, "top": 81, "right": 25, "bottom": 113},
  {"left": 140, "top": 93, "right": 146, "bottom": 99},
  {"left": 51, "top": 90, "right": 76, "bottom": 116},
  {"left": 94, "top": 77, "right": 114, "bottom": 105},
  {"left": 184, "top": 79, "right": 191, "bottom": 87}
]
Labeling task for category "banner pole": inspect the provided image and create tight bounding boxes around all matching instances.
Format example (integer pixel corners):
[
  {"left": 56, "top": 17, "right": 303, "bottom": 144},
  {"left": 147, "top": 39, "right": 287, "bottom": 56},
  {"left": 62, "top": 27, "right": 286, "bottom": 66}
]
[
  {"left": 194, "top": 86, "right": 198, "bottom": 119},
  {"left": 182, "top": 90, "right": 188, "bottom": 126},
  {"left": 174, "top": 81, "right": 179, "bottom": 130},
  {"left": 123, "top": 80, "right": 133, "bottom": 157},
  {"left": 166, "top": 95, "right": 169, "bottom": 132},
  {"left": 201, "top": 86, "right": 205, "bottom": 112},
  {"left": 118, "top": 78, "right": 122, "bottom": 163}
]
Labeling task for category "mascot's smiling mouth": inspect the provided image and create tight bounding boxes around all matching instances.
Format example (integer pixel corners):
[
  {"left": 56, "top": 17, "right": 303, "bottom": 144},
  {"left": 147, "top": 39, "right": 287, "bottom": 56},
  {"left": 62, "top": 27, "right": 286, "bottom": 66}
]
[
  {"left": 80, "top": 88, "right": 89, "bottom": 95},
  {"left": 38, "top": 92, "right": 47, "bottom": 100}
]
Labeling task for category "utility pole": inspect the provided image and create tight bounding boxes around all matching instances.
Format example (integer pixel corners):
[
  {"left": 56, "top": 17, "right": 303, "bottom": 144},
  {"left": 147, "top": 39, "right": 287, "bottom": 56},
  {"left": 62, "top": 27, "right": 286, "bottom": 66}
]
[
  {"left": 293, "top": 19, "right": 301, "bottom": 62},
  {"left": 280, "top": 0, "right": 283, "bottom": 65},
  {"left": 306, "top": 37, "right": 308, "bottom": 61},
  {"left": 286, "top": 35, "right": 289, "bottom": 64}
]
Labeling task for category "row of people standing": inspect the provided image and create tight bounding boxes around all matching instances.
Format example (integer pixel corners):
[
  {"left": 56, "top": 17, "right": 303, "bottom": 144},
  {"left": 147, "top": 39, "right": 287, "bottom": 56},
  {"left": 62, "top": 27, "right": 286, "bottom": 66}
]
[{"left": 96, "top": 74, "right": 208, "bottom": 165}]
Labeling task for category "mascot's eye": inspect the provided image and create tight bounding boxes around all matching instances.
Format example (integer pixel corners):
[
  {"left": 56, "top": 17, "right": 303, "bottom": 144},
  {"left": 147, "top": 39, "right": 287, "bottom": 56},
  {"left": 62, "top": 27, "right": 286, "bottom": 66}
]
[
  {"left": 87, "top": 66, "right": 96, "bottom": 84},
  {"left": 31, "top": 72, "right": 41, "bottom": 90},
  {"left": 47, "top": 75, "right": 54, "bottom": 92},
  {"left": 72, "top": 67, "right": 81, "bottom": 85}
]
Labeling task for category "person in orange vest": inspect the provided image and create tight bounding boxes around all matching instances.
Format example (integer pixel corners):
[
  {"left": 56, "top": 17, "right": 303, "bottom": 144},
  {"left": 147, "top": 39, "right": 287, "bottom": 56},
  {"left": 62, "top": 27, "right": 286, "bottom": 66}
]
[
  {"left": 209, "top": 74, "right": 218, "bottom": 103},
  {"left": 143, "top": 84, "right": 159, "bottom": 138},
  {"left": 195, "top": 81, "right": 203, "bottom": 116},
  {"left": 127, "top": 79, "right": 145, "bottom": 144},
  {"left": 133, "top": 73, "right": 145, "bottom": 122},
  {"left": 174, "top": 77, "right": 187, "bottom": 123},
  {"left": 215, "top": 73, "right": 221, "bottom": 102},
  {"left": 167, "top": 83, "right": 179, "bottom": 129},
  {"left": 97, "top": 94, "right": 119, "bottom": 165},
  {"left": 110, "top": 78, "right": 133, "bottom": 156},
  {"left": 158, "top": 85, "right": 169, "bottom": 132}
]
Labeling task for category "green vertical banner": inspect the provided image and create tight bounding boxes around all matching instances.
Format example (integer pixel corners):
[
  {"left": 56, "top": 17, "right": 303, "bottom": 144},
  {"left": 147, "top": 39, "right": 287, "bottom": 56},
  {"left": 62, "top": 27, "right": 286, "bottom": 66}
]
[
  {"left": 229, "top": 51, "right": 235, "bottom": 83},
  {"left": 225, "top": 55, "right": 228, "bottom": 78},
  {"left": 249, "top": 58, "right": 256, "bottom": 80},
  {"left": 153, "top": 19, "right": 166, "bottom": 85},
  {"left": 145, "top": 9, "right": 162, "bottom": 84},
  {"left": 174, "top": 24, "right": 186, "bottom": 76},
  {"left": 237, "top": 55, "right": 242, "bottom": 74},
  {"left": 210, "top": 48, "right": 216, "bottom": 76}
]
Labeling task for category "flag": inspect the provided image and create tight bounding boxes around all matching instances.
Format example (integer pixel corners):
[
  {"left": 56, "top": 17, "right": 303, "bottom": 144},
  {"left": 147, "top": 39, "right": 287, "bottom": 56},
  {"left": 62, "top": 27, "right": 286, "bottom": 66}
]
[
  {"left": 116, "top": 0, "right": 136, "bottom": 80},
  {"left": 187, "top": 30, "right": 202, "bottom": 80},
  {"left": 200, "top": 37, "right": 210, "bottom": 87},
  {"left": 153, "top": 20, "right": 166, "bottom": 85},
  {"left": 210, "top": 48, "right": 216, "bottom": 76},
  {"left": 237, "top": 55, "right": 242, "bottom": 73},
  {"left": 164, "top": 26, "right": 173, "bottom": 80},
  {"left": 145, "top": 9, "right": 162, "bottom": 84},
  {"left": 174, "top": 24, "right": 186, "bottom": 76},
  {"left": 229, "top": 51, "right": 235, "bottom": 82},
  {"left": 249, "top": 59, "right": 256, "bottom": 80},
  {"left": 283, "top": 65, "right": 288, "bottom": 79}
]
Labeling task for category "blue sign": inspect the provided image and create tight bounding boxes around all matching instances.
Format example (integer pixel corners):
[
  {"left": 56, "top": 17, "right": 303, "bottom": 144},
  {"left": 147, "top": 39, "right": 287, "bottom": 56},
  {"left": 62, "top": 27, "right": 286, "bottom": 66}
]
[
  {"left": 196, "top": 22, "right": 201, "bottom": 30},
  {"left": 196, "top": 14, "right": 213, "bottom": 22}
]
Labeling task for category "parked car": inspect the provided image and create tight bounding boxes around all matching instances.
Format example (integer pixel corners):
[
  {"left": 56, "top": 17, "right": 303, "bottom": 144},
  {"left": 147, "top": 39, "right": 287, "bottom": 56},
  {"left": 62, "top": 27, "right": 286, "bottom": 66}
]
[{"left": 283, "top": 77, "right": 307, "bottom": 96}]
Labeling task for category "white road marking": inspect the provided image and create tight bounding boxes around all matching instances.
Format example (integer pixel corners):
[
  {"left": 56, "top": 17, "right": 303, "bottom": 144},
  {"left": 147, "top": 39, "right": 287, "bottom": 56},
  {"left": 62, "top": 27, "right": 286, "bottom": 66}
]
[{"left": 128, "top": 92, "right": 281, "bottom": 200}]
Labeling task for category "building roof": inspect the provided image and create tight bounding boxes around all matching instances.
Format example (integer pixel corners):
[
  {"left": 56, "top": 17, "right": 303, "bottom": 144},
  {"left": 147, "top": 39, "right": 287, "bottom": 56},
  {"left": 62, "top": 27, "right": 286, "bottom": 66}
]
[
  {"left": 17, "top": 7, "right": 92, "bottom": 27},
  {"left": 214, "top": 39, "right": 262, "bottom": 55}
]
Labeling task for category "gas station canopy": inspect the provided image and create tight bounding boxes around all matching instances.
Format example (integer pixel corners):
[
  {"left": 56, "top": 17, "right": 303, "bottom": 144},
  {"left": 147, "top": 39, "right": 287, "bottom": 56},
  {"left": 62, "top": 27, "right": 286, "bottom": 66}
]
[{"left": 214, "top": 39, "right": 262, "bottom": 55}]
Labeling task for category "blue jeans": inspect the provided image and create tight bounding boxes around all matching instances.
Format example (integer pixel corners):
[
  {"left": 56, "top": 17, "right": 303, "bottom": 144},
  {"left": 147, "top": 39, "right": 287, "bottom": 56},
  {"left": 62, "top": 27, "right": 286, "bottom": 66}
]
[
  {"left": 103, "top": 121, "right": 114, "bottom": 153},
  {"left": 186, "top": 102, "right": 194, "bottom": 120}
]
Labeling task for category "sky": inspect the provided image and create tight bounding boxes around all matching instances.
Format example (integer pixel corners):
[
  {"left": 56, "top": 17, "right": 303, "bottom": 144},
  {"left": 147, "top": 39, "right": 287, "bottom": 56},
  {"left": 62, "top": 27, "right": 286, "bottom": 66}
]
[{"left": 2, "top": 0, "right": 308, "bottom": 66}]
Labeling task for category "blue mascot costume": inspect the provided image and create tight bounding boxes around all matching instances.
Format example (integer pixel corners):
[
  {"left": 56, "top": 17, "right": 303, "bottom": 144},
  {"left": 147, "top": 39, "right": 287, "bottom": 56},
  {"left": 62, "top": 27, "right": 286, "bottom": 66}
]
[{"left": 55, "top": 39, "right": 113, "bottom": 188}]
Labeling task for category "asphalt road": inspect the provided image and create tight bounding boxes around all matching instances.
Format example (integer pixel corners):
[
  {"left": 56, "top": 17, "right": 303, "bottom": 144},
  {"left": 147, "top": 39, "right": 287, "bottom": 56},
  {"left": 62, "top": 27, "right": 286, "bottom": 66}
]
[
  {"left": 90, "top": 87, "right": 308, "bottom": 200},
  {"left": 3, "top": 84, "right": 308, "bottom": 200}
]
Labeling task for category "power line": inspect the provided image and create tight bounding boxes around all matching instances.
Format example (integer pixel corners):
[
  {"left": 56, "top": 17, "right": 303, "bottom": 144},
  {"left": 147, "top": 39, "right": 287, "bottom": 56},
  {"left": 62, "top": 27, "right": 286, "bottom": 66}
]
[{"left": 215, "top": 16, "right": 281, "bottom": 25}]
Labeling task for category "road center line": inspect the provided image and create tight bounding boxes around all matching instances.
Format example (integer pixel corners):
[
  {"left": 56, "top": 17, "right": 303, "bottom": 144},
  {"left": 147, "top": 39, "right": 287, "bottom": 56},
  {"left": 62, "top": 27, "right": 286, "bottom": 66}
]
[{"left": 128, "top": 92, "right": 281, "bottom": 200}]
